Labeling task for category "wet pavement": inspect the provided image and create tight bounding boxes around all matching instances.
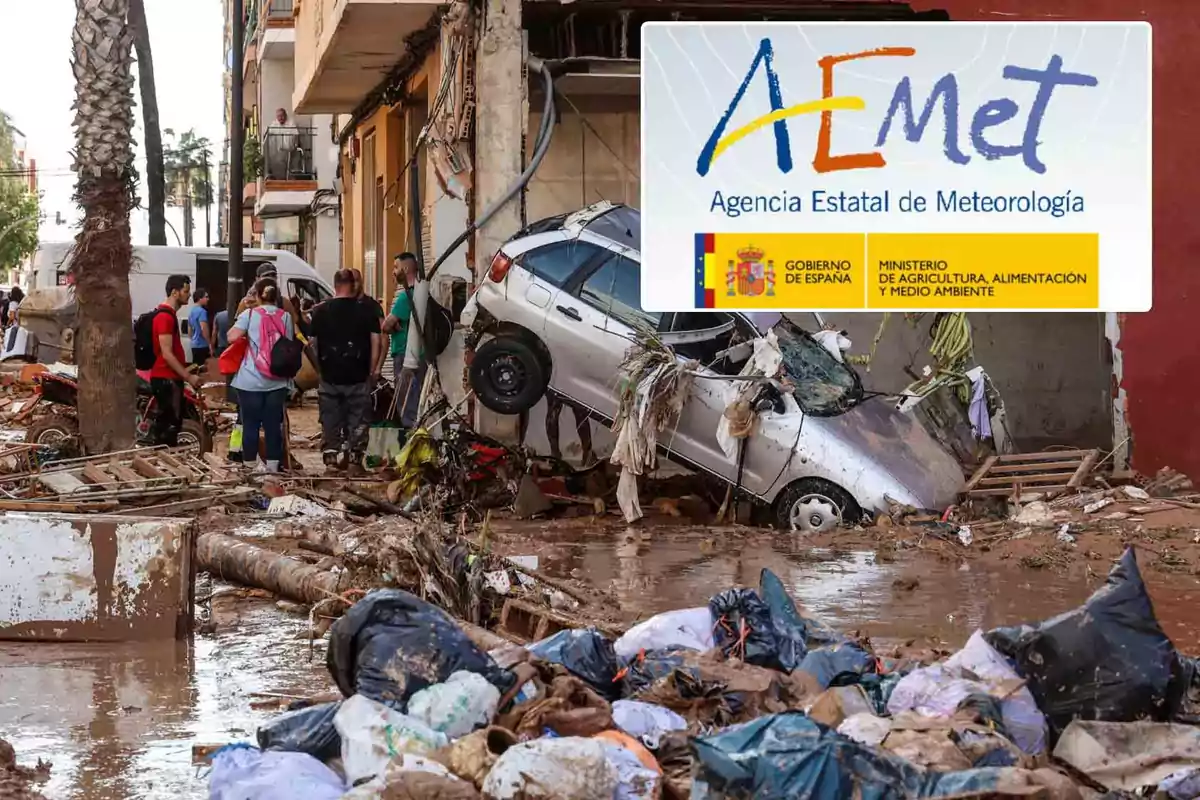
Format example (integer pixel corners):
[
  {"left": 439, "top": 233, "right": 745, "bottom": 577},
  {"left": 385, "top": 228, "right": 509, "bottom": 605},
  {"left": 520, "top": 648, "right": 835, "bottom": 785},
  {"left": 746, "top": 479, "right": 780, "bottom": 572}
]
[
  {"left": 2, "top": 522, "right": 1198, "bottom": 798},
  {"left": 0, "top": 591, "right": 330, "bottom": 800}
]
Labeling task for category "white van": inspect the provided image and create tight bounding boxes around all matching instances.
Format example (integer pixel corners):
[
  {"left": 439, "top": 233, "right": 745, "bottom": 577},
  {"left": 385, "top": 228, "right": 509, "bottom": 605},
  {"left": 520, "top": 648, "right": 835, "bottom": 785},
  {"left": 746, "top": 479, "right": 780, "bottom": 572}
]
[{"left": 31, "top": 244, "right": 333, "bottom": 360}]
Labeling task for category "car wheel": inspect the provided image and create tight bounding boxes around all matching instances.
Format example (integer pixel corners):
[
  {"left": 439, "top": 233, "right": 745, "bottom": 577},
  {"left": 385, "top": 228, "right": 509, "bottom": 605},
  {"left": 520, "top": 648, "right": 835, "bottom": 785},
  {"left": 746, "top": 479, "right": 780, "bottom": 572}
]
[
  {"left": 469, "top": 335, "right": 550, "bottom": 415},
  {"left": 773, "top": 477, "right": 862, "bottom": 533}
]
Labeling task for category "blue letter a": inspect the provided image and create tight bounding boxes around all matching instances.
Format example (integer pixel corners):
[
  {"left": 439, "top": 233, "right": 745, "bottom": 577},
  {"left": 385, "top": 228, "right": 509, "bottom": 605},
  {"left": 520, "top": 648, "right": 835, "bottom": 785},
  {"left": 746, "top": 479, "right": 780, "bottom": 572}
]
[{"left": 696, "top": 38, "right": 792, "bottom": 177}]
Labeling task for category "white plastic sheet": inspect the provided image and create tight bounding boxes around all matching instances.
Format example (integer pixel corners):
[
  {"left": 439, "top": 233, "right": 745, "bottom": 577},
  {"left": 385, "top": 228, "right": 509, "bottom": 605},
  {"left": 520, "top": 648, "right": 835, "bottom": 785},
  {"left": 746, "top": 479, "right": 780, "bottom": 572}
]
[
  {"left": 614, "top": 607, "right": 714, "bottom": 660},
  {"left": 208, "top": 745, "right": 345, "bottom": 800},
  {"left": 481, "top": 737, "right": 618, "bottom": 800},
  {"left": 601, "top": 740, "right": 662, "bottom": 800},
  {"left": 612, "top": 700, "right": 688, "bottom": 749},
  {"left": 334, "top": 693, "right": 449, "bottom": 787},
  {"left": 406, "top": 670, "right": 501, "bottom": 740}
]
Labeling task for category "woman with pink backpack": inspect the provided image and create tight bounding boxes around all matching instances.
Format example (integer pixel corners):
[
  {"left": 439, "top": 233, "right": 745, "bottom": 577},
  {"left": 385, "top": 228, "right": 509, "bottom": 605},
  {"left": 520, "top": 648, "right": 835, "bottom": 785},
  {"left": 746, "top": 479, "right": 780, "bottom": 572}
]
[{"left": 227, "top": 278, "right": 298, "bottom": 472}]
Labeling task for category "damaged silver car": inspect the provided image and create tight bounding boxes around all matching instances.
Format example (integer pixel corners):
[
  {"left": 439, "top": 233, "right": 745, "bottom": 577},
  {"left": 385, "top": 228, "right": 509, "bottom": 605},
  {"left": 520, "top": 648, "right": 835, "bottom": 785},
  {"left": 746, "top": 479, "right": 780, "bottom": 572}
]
[{"left": 462, "top": 202, "right": 964, "bottom": 529}]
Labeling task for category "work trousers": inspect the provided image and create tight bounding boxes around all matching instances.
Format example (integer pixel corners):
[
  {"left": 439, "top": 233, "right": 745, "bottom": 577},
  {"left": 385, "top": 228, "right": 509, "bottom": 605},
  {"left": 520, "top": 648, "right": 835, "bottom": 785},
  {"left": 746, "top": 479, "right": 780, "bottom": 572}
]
[
  {"left": 150, "top": 377, "right": 183, "bottom": 447},
  {"left": 318, "top": 381, "right": 370, "bottom": 458}
]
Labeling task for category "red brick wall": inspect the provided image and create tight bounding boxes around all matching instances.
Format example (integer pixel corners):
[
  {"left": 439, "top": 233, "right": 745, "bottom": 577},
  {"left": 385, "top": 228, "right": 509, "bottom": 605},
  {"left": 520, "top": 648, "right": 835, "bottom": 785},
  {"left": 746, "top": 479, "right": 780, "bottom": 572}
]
[{"left": 908, "top": 0, "right": 1200, "bottom": 479}]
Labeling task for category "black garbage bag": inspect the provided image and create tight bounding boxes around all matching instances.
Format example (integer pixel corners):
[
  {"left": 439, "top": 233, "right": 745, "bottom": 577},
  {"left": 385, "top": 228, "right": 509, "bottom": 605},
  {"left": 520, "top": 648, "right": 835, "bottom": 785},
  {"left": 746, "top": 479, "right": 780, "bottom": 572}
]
[
  {"left": 527, "top": 627, "right": 622, "bottom": 700},
  {"left": 985, "top": 546, "right": 1194, "bottom": 736},
  {"left": 256, "top": 701, "right": 342, "bottom": 762},
  {"left": 709, "top": 587, "right": 785, "bottom": 671},
  {"left": 797, "top": 643, "right": 877, "bottom": 689},
  {"left": 691, "top": 711, "right": 1035, "bottom": 800},
  {"left": 619, "top": 647, "right": 694, "bottom": 696},
  {"left": 759, "top": 568, "right": 847, "bottom": 653},
  {"left": 327, "top": 589, "right": 515, "bottom": 707},
  {"left": 857, "top": 672, "right": 906, "bottom": 716}
]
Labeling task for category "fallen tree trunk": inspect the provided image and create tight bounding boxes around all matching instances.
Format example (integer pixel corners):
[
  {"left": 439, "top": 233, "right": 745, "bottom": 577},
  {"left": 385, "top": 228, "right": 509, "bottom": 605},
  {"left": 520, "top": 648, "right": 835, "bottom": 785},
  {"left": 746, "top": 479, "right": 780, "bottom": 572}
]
[{"left": 196, "top": 532, "right": 346, "bottom": 605}]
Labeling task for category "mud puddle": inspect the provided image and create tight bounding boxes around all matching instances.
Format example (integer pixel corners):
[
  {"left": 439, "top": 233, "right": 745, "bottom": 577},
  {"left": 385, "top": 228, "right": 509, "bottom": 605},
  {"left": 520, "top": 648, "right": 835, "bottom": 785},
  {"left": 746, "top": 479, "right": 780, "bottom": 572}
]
[
  {"left": 489, "top": 521, "right": 1200, "bottom": 650},
  {"left": 0, "top": 587, "right": 331, "bottom": 799}
]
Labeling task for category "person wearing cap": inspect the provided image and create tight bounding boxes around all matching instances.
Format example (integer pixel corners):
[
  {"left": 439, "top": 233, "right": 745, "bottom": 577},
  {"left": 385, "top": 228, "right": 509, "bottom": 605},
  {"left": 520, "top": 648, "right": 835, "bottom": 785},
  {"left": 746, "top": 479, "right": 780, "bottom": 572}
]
[{"left": 187, "top": 288, "right": 214, "bottom": 367}]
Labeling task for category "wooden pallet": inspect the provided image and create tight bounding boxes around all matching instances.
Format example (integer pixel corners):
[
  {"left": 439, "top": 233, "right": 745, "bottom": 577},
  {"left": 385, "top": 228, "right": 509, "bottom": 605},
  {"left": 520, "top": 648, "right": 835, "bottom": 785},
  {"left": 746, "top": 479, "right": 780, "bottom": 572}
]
[
  {"left": 5, "top": 447, "right": 236, "bottom": 499},
  {"left": 963, "top": 449, "right": 1100, "bottom": 498},
  {"left": 496, "top": 598, "right": 625, "bottom": 644}
]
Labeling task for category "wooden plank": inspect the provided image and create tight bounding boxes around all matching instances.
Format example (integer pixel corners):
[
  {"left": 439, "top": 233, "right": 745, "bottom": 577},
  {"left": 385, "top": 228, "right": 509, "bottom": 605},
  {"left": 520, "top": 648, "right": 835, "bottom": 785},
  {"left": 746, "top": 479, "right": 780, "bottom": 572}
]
[
  {"left": 132, "top": 456, "right": 168, "bottom": 479},
  {"left": 976, "top": 472, "right": 1079, "bottom": 487},
  {"left": 1068, "top": 450, "right": 1101, "bottom": 488},
  {"left": 993, "top": 449, "right": 1096, "bottom": 464},
  {"left": 126, "top": 488, "right": 255, "bottom": 517},
  {"left": 969, "top": 484, "right": 1071, "bottom": 497},
  {"left": 108, "top": 460, "right": 146, "bottom": 487},
  {"left": 38, "top": 471, "right": 89, "bottom": 494},
  {"left": 81, "top": 463, "right": 114, "bottom": 486},
  {"left": 154, "top": 453, "right": 199, "bottom": 482},
  {"left": 963, "top": 456, "right": 998, "bottom": 493},
  {"left": 0, "top": 499, "right": 119, "bottom": 512},
  {"left": 988, "top": 459, "right": 1085, "bottom": 475}
]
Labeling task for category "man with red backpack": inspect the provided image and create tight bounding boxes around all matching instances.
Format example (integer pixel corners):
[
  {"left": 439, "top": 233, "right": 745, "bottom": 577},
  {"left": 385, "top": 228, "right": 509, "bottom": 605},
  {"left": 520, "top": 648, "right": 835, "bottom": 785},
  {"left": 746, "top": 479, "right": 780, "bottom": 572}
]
[{"left": 134, "top": 274, "right": 202, "bottom": 446}]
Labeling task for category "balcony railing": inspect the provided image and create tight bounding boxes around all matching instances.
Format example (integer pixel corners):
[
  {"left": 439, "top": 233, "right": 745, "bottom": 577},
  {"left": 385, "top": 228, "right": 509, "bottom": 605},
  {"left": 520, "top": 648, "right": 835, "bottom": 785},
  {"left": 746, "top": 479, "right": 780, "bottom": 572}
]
[{"left": 262, "top": 127, "right": 316, "bottom": 182}]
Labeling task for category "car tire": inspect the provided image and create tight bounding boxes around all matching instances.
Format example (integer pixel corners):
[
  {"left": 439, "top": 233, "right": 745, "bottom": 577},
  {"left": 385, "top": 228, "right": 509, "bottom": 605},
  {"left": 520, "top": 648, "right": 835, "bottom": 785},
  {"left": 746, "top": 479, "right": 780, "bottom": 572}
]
[
  {"left": 469, "top": 335, "right": 550, "bottom": 415},
  {"left": 773, "top": 477, "right": 862, "bottom": 532}
]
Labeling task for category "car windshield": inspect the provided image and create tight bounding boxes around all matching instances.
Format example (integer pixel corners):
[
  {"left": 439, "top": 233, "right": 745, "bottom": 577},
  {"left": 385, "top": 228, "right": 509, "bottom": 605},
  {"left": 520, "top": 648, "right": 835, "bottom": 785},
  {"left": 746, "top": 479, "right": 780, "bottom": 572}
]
[
  {"left": 771, "top": 319, "right": 863, "bottom": 416},
  {"left": 585, "top": 206, "right": 640, "bottom": 250}
]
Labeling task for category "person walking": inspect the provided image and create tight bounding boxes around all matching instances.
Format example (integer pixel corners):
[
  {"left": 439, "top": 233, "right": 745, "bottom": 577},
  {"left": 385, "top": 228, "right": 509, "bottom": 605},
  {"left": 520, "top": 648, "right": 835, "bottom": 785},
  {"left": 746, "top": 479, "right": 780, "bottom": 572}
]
[
  {"left": 150, "top": 275, "right": 203, "bottom": 446},
  {"left": 382, "top": 253, "right": 424, "bottom": 428},
  {"left": 228, "top": 278, "right": 295, "bottom": 473},
  {"left": 309, "top": 269, "right": 382, "bottom": 474},
  {"left": 213, "top": 305, "right": 231, "bottom": 358},
  {"left": 188, "top": 288, "right": 214, "bottom": 367}
]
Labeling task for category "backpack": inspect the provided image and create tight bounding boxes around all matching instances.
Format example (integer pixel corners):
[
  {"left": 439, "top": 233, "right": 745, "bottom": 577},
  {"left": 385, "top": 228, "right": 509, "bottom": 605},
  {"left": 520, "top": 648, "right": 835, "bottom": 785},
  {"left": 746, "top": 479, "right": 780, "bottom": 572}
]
[
  {"left": 133, "top": 307, "right": 175, "bottom": 371},
  {"left": 251, "top": 307, "right": 303, "bottom": 379}
]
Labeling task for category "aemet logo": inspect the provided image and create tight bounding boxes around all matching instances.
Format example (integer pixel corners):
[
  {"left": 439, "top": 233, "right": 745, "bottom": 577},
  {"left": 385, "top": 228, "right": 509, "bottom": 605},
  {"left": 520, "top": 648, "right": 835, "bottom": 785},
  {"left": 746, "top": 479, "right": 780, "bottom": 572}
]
[{"left": 696, "top": 38, "right": 1099, "bottom": 178}]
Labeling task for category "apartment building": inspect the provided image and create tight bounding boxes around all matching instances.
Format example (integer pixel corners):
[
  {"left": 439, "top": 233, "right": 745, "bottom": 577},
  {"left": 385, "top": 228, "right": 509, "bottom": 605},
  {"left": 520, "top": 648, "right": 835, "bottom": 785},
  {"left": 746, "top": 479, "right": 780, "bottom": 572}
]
[{"left": 222, "top": 0, "right": 339, "bottom": 280}]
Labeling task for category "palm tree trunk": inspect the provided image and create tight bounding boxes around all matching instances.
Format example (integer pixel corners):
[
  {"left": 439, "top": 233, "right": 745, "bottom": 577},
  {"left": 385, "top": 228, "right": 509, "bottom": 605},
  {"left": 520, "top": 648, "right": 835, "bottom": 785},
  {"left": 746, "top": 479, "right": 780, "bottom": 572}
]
[
  {"left": 128, "top": 0, "right": 165, "bottom": 246},
  {"left": 71, "top": 0, "right": 138, "bottom": 454}
]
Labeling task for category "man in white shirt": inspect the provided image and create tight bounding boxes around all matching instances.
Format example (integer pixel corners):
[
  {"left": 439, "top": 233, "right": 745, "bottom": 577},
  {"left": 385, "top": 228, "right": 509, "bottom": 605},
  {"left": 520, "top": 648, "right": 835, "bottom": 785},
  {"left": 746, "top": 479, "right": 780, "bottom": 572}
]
[{"left": 269, "top": 108, "right": 301, "bottom": 179}]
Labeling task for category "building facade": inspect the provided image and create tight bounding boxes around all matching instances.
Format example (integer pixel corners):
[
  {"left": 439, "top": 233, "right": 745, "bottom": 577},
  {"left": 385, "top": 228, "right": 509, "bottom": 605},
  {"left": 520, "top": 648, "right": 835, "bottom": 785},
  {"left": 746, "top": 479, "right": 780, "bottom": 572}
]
[{"left": 244, "top": 0, "right": 1198, "bottom": 481}]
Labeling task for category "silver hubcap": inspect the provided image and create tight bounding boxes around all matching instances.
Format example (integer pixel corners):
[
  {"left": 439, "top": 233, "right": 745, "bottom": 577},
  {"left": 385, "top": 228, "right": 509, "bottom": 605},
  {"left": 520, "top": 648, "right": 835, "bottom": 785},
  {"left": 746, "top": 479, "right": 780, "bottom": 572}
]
[{"left": 789, "top": 493, "right": 841, "bottom": 534}]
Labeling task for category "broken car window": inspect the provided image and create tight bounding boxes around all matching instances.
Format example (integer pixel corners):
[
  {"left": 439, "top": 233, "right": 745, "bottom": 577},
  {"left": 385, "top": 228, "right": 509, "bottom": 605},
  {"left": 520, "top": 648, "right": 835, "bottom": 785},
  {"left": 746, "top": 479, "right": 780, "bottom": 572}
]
[{"left": 772, "top": 320, "right": 862, "bottom": 417}]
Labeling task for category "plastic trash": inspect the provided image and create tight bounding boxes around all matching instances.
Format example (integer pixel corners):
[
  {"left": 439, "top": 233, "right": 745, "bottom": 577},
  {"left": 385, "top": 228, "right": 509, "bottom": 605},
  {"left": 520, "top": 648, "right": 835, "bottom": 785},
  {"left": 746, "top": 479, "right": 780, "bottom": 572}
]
[
  {"left": 613, "top": 607, "right": 714, "bottom": 660},
  {"left": 255, "top": 700, "right": 342, "bottom": 762},
  {"left": 327, "top": 589, "right": 515, "bottom": 707},
  {"left": 334, "top": 693, "right": 449, "bottom": 787},
  {"left": 691, "top": 711, "right": 1051, "bottom": 800},
  {"left": 481, "top": 736, "right": 618, "bottom": 800},
  {"left": 985, "top": 547, "right": 1194, "bottom": 735},
  {"left": 611, "top": 699, "right": 688, "bottom": 750},
  {"left": 620, "top": 647, "right": 693, "bottom": 695},
  {"left": 406, "top": 670, "right": 501, "bottom": 740},
  {"left": 338, "top": 754, "right": 476, "bottom": 799},
  {"left": 945, "top": 631, "right": 1048, "bottom": 754},
  {"left": 595, "top": 730, "right": 663, "bottom": 800},
  {"left": 708, "top": 587, "right": 785, "bottom": 671},
  {"left": 759, "top": 568, "right": 847, "bottom": 649},
  {"left": 527, "top": 628, "right": 622, "bottom": 699},
  {"left": 796, "top": 643, "right": 876, "bottom": 689},
  {"left": 837, "top": 713, "right": 892, "bottom": 747},
  {"left": 1161, "top": 767, "right": 1200, "bottom": 800},
  {"left": 208, "top": 744, "right": 346, "bottom": 800}
]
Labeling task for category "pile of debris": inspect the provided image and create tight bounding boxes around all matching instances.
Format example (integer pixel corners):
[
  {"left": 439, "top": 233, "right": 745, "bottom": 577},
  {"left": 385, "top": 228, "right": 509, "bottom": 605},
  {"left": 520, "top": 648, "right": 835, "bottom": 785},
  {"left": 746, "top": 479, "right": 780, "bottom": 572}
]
[
  {"left": 201, "top": 543, "right": 1200, "bottom": 799},
  {"left": 0, "top": 738, "right": 49, "bottom": 800}
]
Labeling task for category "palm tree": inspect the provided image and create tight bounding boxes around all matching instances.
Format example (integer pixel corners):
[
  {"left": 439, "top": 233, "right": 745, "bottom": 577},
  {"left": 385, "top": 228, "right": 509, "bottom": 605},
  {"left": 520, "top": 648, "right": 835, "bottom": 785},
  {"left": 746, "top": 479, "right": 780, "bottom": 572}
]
[
  {"left": 70, "top": 0, "right": 138, "bottom": 453},
  {"left": 164, "top": 128, "right": 213, "bottom": 246},
  {"left": 128, "top": 0, "right": 166, "bottom": 246}
]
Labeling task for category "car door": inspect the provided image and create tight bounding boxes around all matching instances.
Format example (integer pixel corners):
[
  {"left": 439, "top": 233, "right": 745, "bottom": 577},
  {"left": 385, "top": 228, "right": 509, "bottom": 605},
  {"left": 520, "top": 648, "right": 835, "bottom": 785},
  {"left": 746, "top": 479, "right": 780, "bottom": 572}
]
[{"left": 543, "top": 246, "right": 661, "bottom": 419}]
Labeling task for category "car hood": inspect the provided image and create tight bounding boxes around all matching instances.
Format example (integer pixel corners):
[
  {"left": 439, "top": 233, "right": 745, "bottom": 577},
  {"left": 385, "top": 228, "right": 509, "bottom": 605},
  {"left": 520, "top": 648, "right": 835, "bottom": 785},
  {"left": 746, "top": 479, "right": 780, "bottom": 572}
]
[{"left": 814, "top": 398, "right": 965, "bottom": 510}]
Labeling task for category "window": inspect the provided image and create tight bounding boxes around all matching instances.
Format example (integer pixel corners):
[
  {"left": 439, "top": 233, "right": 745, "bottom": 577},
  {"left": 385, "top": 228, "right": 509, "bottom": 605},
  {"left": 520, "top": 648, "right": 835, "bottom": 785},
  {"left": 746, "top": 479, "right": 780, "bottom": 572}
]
[
  {"left": 579, "top": 255, "right": 661, "bottom": 331},
  {"left": 772, "top": 320, "right": 862, "bottom": 416},
  {"left": 671, "top": 312, "right": 732, "bottom": 332},
  {"left": 517, "top": 240, "right": 604, "bottom": 287}
]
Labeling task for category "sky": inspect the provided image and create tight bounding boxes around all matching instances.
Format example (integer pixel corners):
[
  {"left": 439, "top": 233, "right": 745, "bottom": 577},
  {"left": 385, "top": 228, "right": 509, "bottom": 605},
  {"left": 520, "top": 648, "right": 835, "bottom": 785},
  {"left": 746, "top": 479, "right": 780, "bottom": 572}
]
[{"left": 0, "top": 0, "right": 225, "bottom": 248}]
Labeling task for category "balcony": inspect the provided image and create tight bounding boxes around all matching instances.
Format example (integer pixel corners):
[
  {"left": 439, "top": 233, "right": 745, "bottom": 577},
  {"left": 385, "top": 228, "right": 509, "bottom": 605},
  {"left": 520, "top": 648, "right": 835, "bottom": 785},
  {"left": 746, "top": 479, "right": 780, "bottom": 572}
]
[
  {"left": 256, "top": 126, "right": 318, "bottom": 215},
  {"left": 293, "top": 0, "right": 441, "bottom": 114},
  {"left": 258, "top": 0, "right": 296, "bottom": 61}
]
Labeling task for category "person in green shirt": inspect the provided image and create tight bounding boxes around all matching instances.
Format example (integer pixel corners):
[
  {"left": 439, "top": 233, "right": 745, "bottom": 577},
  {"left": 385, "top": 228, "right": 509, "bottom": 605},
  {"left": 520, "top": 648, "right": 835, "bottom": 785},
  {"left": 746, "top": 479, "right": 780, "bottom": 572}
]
[{"left": 382, "top": 253, "right": 424, "bottom": 427}]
